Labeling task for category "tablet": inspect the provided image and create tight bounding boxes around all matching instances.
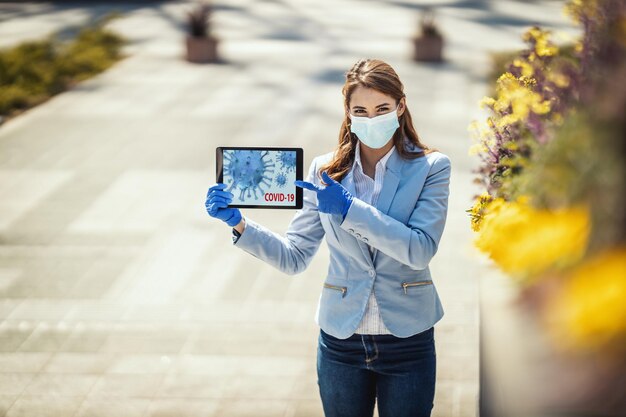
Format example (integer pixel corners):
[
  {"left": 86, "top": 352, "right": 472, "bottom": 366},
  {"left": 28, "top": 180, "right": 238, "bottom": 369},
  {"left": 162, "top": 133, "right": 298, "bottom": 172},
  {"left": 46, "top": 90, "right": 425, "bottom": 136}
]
[{"left": 216, "top": 146, "right": 304, "bottom": 209}]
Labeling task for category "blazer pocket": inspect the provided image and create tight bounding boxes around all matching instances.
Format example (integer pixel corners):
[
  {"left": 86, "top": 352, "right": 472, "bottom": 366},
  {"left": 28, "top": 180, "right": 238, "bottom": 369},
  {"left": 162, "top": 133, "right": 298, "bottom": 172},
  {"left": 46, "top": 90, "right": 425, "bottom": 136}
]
[
  {"left": 400, "top": 279, "right": 433, "bottom": 295},
  {"left": 323, "top": 282, "right": 347, "bottom": 298}
]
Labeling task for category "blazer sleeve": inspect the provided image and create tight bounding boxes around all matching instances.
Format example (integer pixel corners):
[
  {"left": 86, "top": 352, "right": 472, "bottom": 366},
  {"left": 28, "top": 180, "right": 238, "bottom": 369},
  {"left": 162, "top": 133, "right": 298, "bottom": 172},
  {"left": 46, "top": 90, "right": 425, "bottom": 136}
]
[
  {"left": 232, "top": 156, "right": 326, "bottom": 275},
  {"left": 339, "top": 154, "right": 451, "bottom": 270}
]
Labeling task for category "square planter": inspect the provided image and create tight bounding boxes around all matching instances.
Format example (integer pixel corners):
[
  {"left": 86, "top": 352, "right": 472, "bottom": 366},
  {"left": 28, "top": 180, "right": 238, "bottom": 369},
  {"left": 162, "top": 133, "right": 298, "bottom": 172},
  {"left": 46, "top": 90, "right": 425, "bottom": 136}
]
[
  {"left": 186, "top": 35, "right": 218, "bottom": 63},
  {"left": 413, "top": 35, "right": 444, "bottom": 62}
]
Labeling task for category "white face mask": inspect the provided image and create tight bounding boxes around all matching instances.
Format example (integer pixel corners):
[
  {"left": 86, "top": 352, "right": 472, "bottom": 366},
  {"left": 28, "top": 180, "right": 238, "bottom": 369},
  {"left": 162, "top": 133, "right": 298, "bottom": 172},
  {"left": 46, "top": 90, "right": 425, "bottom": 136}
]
[{"left": 349, "top": 104, "right": 400, "bottom": 149}]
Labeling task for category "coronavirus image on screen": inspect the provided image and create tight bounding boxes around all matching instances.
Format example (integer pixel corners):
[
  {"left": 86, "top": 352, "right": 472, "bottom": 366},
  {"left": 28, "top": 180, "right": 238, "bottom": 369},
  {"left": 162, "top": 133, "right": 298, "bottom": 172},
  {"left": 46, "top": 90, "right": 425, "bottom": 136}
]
[{"left": 222, "top": 149, "right": 297, "bottom": 206}]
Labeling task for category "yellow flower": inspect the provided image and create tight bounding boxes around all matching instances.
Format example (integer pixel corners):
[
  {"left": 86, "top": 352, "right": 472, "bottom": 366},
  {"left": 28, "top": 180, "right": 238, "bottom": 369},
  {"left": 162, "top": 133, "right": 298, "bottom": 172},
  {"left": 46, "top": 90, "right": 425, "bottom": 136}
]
[
  {"left": 468, "top": 142, "right": 487, "bottom": 156},
  {"left": 513, "top": 58, "right": 535, "bottom": 78},
  {"left": 492, "top": 72, "right": 552, "bottom": 129},
  {"left": 536, "top": 40, "right": 559, "bottom": 57},
  {"left": 521, "top": 26, "right": 559, "bottom": 57},
  {"left": 473, "top": 197, "right": 591, "bottom": 283},
  {"left": 551, "top": 112, "right": 564, "bottom": 125},
  {"left": 478, "top": 96, "right": 496, "bottom": 109},
  {"left": 546, "top": 71, "right": 570, "bottom": 88},
  {"left": 544, "top": 246, "right": 626, "bottom": 354},
  {"left": 467, "top": 192, "right": 493, "bottom": 232},
  {"left": 467, "top": 118, "right": 497, "bottom": 158}
]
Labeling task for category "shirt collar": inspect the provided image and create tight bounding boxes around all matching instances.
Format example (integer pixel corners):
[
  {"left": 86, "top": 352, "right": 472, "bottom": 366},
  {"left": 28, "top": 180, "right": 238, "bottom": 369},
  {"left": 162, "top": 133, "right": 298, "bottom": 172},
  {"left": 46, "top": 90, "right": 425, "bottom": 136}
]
[{"left": 353, "top": 142, "right": 396, "bottom": 173}]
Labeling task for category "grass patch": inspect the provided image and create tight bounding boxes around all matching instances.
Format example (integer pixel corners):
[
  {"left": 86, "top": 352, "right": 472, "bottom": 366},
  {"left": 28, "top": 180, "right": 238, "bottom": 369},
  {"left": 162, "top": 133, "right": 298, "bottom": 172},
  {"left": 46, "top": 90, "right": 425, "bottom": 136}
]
[{"left": 0, "top": 12, "right": 127, "bottom": 119}]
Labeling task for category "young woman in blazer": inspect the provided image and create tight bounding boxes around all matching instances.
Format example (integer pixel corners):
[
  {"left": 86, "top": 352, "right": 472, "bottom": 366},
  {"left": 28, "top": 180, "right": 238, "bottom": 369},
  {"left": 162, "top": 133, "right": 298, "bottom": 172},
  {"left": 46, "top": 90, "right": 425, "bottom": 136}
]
[{"left": 205, "top": 58, "right": 451, "bottom": 417}]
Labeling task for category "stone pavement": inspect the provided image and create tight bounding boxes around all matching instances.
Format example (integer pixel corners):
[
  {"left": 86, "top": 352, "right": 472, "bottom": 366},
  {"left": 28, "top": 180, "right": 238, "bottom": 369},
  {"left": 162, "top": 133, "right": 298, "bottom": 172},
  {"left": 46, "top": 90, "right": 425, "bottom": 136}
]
[{"left": 0, "top": 1, "right": 578, "bottom": 416}]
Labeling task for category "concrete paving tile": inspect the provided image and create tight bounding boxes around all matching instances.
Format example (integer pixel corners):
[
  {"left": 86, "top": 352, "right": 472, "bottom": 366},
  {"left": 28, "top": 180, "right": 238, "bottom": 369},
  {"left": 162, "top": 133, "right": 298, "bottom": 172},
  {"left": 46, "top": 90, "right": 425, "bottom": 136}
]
[
  {"left": 21, "top": 373, "right": 98, "bottom": 396},
  {"left": 0, "top": 300, "right": 21, "bottom": 320},
  {"left": 434, "top": 380, "right": 456, "bottom": 407},
  {"left": 0, "top": 170, "right": 74, "bottom": 232},
  {"left": 144, "top": 398, "right": 220, "bottom": 417},
  {"left": 120, "top": 304, "right": 189, "bottom": 322},
  {"left": 64, "top": 301, "right": 132, "bottom": 322},
  {"left": 59, "top": 328, "right": 109, "bottom": 353},
  {"left": 98, "top": 332, "right": 187, "bottom": 355},
  {"left": 184, "top": 301, "right": 248, "bottom": 323},
  {"left": 184, "top": 337, "right": 270, "bottom": 356},
  {"left": 219, "top": 374, "right": 298, "bottom": 400},
  {"left": 0, "top": 374, "right": 35, "bottom": 396},
  {"left": 156, "top": 373, "right": 223, "bottom": 399},
  {"left": 66, "top": 171, "right": 204, "bottom": 234},
  {"left": 0, "top": 270, "right": 21, "bottom": 301},
  {"left": 66, "top": 259, "right": 131, "bottom": 299},
  {"left": 432, "top": 400, "right": 455, "bottom": 417},
  {"left": 289, "top": 375, "right": 320, "bottom": 401},
  {"left": 0, "top": 395, "right": 18, "bottom": 416},
  {"left": 213, "top": 398, "right": 290, "bottom": 417},
  {"left": 42, "top": 352, "right": 115, "bottom": 374},
  {"left": 288, "top": 399, "right": 325, "bottom": 417},
  {"left": 0, "top": 352, "right": 51, "bottom": 373},
  {"left": 438, "top": 355, "right": 480, "bottom": 381},
  {"left": 456, "top": 382, "right": 479, "bottom": 417},
  {"left": 86, "top": 374, "right": 165, "bottom": 398},
  {"left": 0, "top": 322, "right": 35, "bottom": 352},
  {"left": 5, "top": 300, "right": 74, "bottom": 321},
  {"left": 16, "top": 322, "right": 73, "bottom": 353},
  {"left": 74, "top": 397, "right": 151, "bottom": 417},
  {"left": 5, "top": 395, "right": 84, "bottom": 417},
  {"left": 237, "top": 301, "right": 311, "bottom": 324},
  {"left": 106, "top": 354, "right": 175, "bottom": 375},
  {"left": 437, "top": 342, "right": 479, "bottom": 361},
  {"left": 237, "top": 356, "right": 310, "bottom": 378}
]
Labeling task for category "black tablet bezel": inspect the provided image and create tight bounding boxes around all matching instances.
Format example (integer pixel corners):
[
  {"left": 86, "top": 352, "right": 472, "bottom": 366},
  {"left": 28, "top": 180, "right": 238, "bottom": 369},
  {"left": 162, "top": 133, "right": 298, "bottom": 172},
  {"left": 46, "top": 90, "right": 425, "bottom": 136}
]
[{"left": 216, "top": 146, "right": 304, "bottom": 209}]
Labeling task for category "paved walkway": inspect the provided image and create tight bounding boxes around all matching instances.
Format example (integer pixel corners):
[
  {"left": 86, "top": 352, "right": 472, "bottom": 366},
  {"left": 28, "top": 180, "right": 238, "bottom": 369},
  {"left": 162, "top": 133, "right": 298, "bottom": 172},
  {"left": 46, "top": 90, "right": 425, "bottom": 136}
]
[{"left": 0, "top": 1, "right": 578, "bottom": 416}]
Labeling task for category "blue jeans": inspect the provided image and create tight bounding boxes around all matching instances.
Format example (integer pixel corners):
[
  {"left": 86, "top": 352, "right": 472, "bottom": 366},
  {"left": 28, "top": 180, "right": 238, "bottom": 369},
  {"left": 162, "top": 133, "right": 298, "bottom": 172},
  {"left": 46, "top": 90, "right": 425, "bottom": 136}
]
[{"left": 316, "top": 326, "right": 436, "bottom": 417}]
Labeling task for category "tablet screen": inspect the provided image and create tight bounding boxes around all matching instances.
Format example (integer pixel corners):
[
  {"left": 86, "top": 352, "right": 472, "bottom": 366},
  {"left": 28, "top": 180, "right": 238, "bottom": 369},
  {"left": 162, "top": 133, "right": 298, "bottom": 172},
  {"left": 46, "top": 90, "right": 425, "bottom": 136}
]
[{"left": 216, "top": 147, "right": 303, "bottom": 209}]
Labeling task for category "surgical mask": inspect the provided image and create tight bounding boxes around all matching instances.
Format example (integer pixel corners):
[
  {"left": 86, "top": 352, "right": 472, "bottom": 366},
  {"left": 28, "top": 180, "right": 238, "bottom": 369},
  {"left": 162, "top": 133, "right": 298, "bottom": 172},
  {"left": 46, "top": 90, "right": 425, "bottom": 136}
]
[{"left": 349, "top": 105, "right": 400, "bottom": 149}]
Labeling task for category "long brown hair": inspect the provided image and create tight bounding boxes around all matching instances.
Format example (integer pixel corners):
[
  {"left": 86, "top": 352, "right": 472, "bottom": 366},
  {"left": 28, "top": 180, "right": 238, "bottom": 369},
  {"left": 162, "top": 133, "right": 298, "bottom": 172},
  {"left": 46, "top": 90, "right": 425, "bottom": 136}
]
[{"left": 317, "top": 58, "right": 438, "bottom": 184}]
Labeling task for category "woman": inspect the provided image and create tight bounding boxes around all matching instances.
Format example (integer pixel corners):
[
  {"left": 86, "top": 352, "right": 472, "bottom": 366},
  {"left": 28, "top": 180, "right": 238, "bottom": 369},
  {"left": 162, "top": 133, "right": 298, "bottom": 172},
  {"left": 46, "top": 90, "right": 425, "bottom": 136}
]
[{"left": 205, "top": 58, "right": 451, "bottom": 417}]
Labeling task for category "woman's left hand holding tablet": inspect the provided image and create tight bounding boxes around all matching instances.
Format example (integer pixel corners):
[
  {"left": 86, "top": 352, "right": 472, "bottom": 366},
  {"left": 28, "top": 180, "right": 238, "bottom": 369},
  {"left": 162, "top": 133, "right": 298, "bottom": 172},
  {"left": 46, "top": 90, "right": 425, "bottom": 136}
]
[
  {"left": 205, "top": 183, "right": 242, "bottom": 227},
  {"left": 295, "top": 171, "right": 353, "bottom": 219}
]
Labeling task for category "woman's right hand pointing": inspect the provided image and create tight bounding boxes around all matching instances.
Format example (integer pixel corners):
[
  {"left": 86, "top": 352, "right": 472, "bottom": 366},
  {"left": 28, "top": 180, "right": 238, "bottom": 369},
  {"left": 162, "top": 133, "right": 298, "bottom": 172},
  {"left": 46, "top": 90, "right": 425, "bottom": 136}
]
[
  {"left": 295, "top": 171, "right": 354, "bottom": 219},
  {"left": 205, "top": 183, "right": 242, "bottom": 227}
]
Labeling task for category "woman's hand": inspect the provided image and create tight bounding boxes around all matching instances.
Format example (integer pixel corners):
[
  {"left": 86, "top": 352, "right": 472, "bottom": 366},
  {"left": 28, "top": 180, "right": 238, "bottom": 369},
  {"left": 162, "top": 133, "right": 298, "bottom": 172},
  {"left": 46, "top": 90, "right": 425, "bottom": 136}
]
[
  {"left": 295, "top": 171, "right": 353, "bottom": 218},
  {"left": 205, "top": 183, "right": 242, "bottom": 227}
]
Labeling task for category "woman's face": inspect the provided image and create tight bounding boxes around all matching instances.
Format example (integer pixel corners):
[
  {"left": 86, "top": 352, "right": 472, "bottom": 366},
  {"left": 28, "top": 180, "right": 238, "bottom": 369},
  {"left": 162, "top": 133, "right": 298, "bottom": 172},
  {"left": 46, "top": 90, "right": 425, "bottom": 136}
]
[{"left": 346, "top": 86, "right": 405, "bottom": 119}]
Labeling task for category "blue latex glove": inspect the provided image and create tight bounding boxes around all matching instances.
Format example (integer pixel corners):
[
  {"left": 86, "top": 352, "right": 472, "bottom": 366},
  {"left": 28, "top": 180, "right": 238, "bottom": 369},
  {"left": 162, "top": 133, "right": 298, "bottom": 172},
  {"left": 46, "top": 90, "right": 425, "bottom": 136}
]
[
  {"left": 295, "top": 171, "right": 353, "bottom": 219},
  {"left": 205, "top": 183, "right": 242, "bottom": 227}
]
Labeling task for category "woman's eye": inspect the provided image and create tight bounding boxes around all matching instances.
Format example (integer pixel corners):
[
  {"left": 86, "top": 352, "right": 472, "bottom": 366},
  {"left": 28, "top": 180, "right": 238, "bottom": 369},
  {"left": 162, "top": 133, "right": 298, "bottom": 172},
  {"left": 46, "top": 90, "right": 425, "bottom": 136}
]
[{"left": 354, "top": 108, "right": 388, "bottom": 114}]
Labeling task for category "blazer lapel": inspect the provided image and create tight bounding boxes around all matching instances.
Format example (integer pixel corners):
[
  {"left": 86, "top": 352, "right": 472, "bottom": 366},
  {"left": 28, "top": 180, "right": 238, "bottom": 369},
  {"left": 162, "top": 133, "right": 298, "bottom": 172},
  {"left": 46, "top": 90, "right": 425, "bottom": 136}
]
[
  {"left": 372, "top": 148, "right": 403, "bottom": 264},
  {"left": 340, "top": 170, "right": 375, "bottom": 267}
]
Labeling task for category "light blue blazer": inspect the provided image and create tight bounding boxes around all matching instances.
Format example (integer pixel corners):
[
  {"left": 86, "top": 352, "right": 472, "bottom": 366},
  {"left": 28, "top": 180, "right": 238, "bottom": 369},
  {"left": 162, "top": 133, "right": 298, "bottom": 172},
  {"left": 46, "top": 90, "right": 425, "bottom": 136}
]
[{"left": 233, "top": 139, "right": 451, "bottom": 339}]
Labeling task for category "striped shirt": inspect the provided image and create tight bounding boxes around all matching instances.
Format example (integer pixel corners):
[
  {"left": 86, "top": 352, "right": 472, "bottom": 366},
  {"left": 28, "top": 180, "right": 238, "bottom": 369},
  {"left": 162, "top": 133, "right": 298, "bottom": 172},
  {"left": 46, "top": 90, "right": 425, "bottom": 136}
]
[{"left": 352, "top": 143, "right": 395, "bottom": 335}]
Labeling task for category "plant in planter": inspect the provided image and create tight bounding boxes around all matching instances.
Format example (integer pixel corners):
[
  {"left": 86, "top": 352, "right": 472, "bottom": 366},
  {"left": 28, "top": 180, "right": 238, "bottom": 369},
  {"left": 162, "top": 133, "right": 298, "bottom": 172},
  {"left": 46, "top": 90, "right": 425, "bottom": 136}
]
[
  {"left": 468, "top": 0, "right": 626, "bottom": 414},
  {"left": 412, "top": 7, "right": 444, "bottom": 62},
  {"left": 185, "top": 0, "right": 219, "bottom": 63}
]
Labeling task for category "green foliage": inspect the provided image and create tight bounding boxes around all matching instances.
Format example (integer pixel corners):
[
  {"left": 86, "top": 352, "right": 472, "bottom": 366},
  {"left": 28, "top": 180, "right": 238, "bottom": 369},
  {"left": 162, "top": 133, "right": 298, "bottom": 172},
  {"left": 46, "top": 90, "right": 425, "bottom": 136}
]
[
  {"left": 0, "top": 14, "right": 126, "bottom": 116},
  {"left": 513, "top": 105, "right": 625, "bottom": 251}
]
